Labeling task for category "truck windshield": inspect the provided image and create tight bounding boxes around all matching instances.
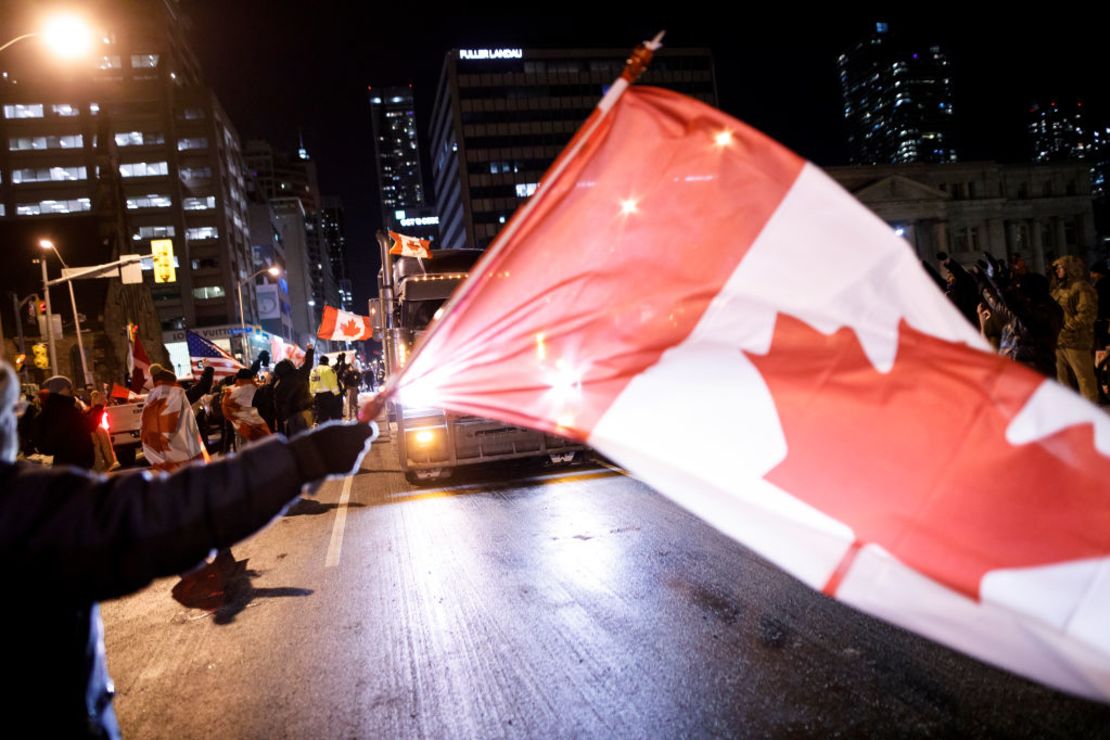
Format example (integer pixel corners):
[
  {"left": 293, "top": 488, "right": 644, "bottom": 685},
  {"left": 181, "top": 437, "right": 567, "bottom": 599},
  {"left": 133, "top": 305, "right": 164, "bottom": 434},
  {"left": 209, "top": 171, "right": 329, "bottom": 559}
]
[{"left": 402, "top": 299, "right": 446, "bottom": 331}]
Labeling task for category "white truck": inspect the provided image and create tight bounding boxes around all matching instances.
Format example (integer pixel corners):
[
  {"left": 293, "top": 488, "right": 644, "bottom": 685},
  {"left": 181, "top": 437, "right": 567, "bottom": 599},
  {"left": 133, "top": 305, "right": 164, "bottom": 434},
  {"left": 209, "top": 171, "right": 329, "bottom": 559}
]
[{"left": 374, "top": 248, "right": 582, "bottom": 483}]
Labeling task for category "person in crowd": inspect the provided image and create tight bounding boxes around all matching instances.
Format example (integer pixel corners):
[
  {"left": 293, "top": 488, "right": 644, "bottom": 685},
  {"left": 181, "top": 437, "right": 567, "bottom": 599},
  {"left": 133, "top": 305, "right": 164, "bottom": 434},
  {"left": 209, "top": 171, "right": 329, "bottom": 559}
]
[
  {"left": 253, "top": 371, "right": 278, "bottom": 433},
  {"left": 971, "top": 253, "right": 1062, "bottom": 378},
  {"left": 936, "top": 252, "right": 980, "bottom": 328},
  {"left": 310, "top": 353, "right": 342, "bottom": 424},
  {"left": 342, "top": 359, "right": 362, "bottom": 419},
  {"left": 141, "top": 364, "right": 208, "bottom": 472},
  {"left": 274, "top": 344, "right": 315, "bottom": 436},
  {"left": 17, "top": 389, "right": 41, "bottom": 459},
  {"left": 221, "top": 366, "right": 272, "bottom": 445},
  {"left": 32, "top": 375, "right": 95, "bottom": 469},
  {"left": 1051, "top": 255, "right": 1100, "bottom": 403},
  {"left": 0, "top": 359, "right": 376, "bottom": 738},
  {"left": 86, "top": 390, "right": 120, "bottom": 473},
  {"left": 1090, "top": 260, "right": 1110, "bottom": 349}
]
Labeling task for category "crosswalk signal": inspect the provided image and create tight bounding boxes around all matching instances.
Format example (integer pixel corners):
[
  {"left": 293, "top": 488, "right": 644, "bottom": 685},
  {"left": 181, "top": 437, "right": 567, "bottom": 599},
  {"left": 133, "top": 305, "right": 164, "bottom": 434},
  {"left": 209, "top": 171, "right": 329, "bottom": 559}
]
[{"left": 151, "top": 239, "right": 176, "bottom": 284}]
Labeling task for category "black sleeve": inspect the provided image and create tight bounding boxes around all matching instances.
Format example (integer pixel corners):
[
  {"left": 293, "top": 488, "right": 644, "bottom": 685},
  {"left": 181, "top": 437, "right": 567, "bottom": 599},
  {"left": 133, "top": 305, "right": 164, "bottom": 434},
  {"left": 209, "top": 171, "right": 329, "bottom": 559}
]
[
  {"left": 185, "top": 366, "right": 215, "bottom": 405},
  {"left": 1, "top": 436, "right": 310, "bottom": 603},
  {"left": 297, "top": 347, "right": 315, "bottom": 379}
]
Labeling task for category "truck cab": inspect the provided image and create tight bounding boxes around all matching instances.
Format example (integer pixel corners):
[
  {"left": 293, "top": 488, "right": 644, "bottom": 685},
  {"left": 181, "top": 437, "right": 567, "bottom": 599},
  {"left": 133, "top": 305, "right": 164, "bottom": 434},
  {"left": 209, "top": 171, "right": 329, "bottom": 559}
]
[{"left": 377, "top": 249, "right": 582, "bottom": 482}]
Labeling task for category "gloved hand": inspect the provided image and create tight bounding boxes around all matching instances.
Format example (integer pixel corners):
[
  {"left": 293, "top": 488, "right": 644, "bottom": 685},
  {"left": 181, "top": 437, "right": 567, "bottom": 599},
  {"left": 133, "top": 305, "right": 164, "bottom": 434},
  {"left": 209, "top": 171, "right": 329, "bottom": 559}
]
[{"left": 288, "top": 420, "right": 378, "bottom": 482}]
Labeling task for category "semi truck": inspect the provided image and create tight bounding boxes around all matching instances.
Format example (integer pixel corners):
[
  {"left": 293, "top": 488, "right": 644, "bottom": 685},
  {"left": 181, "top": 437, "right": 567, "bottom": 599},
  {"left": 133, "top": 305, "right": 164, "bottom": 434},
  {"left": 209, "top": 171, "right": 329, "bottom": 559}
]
[{"left": 372, "top": 246, "right": 581, "bottom": 483}]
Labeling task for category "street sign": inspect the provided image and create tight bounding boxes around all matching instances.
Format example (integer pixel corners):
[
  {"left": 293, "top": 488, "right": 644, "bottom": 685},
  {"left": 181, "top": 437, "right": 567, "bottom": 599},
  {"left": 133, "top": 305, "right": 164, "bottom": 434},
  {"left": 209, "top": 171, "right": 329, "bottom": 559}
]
[
  {"left": 120, "top": 254, "right": 143, "bottom": 284},
  {"left": 151, "top": 239, "right": 176, "bottom": 283}
]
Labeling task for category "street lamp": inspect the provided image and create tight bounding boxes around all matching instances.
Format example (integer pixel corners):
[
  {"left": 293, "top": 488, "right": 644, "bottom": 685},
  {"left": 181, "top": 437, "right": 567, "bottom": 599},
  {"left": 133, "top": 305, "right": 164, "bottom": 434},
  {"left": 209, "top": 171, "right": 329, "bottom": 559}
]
[
  {"left": 0, "top": 14, "right": 93, "bottom": 56},
  {"left": 237, "top": 266, "right": 282, "bottom": 364},
  {"left": 36, "top": 241, "right": 58, "bottom": 376},
  {"left": 40, "top": 239, "right": 92, "bottom": 386}
]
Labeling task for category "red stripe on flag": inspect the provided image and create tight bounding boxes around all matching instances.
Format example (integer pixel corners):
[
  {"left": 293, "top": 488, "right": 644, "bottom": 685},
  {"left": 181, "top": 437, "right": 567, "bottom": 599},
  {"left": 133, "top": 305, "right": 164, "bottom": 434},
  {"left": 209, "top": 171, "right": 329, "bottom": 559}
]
[
  {"left": 823, "top": 540, "right": 864, "bottom": 597},
  {"left": 317, "top": 305, "right": 338, "bottom": 339},
  {"left": 398, "top": 87, "right": 804, "bottom": 438}
]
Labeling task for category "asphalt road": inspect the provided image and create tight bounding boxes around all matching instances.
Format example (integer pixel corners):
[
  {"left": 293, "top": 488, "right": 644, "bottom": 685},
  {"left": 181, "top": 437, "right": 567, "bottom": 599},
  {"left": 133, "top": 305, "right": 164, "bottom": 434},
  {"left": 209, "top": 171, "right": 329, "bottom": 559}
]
[{"left": 101, "top": 433, "right": 1110, "bottom": 738}]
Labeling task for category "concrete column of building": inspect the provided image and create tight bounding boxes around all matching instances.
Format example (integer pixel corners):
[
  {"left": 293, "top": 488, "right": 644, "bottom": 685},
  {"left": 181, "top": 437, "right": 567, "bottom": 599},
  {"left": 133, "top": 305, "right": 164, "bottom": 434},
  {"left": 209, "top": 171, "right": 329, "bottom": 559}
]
[
  {"left": 1030, "top": 218, "right": 1046, "bottom": 273},
  {"left": 987, "top": 219, "right": 1007, "bottom": 260},
  {"left": 932, "top": 221, "right": 950, "bottom": 258},
  {"left": 1056, "top": 217, "right": 1069, "bottom": 257}
]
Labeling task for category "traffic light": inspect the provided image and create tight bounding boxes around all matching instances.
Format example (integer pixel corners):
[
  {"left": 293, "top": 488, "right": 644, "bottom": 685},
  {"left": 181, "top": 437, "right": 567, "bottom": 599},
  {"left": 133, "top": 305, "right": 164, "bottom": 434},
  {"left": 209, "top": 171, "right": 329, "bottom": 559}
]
[
  {"left": 151, "top": 238, "right": 176, "bottom": 283},
  {"left": 32, "top": 343, "right": 49, "bottom": 369}
]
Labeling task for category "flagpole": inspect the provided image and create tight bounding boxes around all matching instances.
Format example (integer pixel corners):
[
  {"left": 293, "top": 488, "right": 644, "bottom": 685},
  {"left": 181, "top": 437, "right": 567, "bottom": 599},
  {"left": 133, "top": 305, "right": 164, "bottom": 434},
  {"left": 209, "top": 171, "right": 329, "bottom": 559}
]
[{"left": 359, "top": 32, "right": 665, "bottom": 424}]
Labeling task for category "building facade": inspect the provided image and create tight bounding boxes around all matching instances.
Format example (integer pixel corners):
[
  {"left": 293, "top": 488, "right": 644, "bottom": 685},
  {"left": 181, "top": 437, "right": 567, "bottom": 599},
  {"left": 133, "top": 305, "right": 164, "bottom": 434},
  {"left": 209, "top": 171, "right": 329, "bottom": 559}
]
[
  {"left": 0, "top": 0, "right": 253, "bottom": 341},
  {"left": 369, "top": 85, "right": 429, "bottom": 233},
  {"left": 827, "top": 161, "right": 1097, "bottom": 274},
  {"left": 429, "top": 47, "right": 717, "bottom": 250},
  {"left": 837, "top": 23, "right": 958, "bottom": 165}
]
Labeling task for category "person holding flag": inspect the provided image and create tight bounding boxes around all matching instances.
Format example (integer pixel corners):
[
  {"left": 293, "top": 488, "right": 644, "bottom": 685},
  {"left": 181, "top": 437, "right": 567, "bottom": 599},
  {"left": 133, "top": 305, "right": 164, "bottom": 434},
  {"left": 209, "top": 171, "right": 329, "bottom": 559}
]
[
  {"left": 221, "top": 352, "right": 273, "bottom": 446},
  {"left": 141, "top": 364, "right": 208, "bottom": 473}
]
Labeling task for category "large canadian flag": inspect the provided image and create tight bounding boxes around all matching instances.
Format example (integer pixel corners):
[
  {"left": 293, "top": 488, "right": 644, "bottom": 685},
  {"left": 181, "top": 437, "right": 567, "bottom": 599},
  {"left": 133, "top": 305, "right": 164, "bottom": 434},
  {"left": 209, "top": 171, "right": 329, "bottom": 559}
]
[
  {"left": 317, "top": 305, "right": 373, "bottom": 341},
  {"left": 393, "top": 86, "right": 1110, "bottom": 700}
]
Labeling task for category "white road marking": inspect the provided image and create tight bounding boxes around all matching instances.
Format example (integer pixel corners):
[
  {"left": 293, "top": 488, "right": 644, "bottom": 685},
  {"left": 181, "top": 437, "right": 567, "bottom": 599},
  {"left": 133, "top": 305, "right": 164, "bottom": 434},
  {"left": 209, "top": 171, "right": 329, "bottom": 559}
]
[{"left": 325, "top": 476, "right": 354, "bottom": 568}]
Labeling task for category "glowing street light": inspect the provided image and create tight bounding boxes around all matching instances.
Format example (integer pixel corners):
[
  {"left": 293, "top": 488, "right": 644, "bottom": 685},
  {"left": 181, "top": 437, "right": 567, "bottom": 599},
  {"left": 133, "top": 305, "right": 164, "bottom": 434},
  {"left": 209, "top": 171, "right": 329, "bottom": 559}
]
[
  {"left": 0, "top": 14, "right": 93, "bottom": 57},
  {"left": 41, "top": 14, "right": 93, "bottom": 58},
  {"left": 237, "top": 266, "right": 284, "bottom": 364}
]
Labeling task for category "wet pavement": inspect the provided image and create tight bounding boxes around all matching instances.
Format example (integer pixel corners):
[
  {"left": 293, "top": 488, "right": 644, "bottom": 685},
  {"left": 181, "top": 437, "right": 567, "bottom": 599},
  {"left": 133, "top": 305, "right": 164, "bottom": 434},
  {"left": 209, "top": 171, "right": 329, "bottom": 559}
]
[{"left": 100, "top": 434, "right": 1110, "bottom": 738}]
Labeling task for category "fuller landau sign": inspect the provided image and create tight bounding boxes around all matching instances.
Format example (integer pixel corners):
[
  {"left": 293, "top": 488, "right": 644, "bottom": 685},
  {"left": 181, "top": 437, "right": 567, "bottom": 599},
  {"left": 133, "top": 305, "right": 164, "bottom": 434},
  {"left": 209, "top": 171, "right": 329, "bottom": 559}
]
[{"left": 459, "top": 48, "right": 523, "bottom": 60}]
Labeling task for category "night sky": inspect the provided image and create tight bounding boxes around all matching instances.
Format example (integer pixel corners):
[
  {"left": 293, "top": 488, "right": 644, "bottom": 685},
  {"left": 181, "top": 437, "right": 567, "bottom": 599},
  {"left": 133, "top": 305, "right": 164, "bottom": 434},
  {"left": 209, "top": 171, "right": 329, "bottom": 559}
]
[{"left": 180, "top": 4, "right": 1108, "bottom": 310}]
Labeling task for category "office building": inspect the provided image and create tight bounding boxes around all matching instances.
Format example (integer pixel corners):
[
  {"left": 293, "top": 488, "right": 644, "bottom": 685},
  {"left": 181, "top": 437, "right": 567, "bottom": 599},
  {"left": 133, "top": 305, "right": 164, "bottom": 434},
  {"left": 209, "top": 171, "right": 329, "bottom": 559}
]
[
  {"left": 429, "top": 47, "right": 717, "bottom": 249},
  {"left": 369, "top": 85, "right": 431, "bottom": 235},
  {"left": 0, "top": 0, "right": 253, "bottom": 354},
  {"left": 837, "top": 23, "right": 958, "bottom": 165}
]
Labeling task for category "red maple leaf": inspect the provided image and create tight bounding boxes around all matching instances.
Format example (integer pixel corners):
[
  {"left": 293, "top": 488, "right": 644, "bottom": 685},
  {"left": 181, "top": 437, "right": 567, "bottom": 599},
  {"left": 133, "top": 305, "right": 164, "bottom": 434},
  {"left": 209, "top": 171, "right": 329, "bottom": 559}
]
[
  {"left": 745, "top": 315, "right": 1110, "bottom": 601},
  {"left": 341, "top": 317, "right": 363, "bottom": 337}
]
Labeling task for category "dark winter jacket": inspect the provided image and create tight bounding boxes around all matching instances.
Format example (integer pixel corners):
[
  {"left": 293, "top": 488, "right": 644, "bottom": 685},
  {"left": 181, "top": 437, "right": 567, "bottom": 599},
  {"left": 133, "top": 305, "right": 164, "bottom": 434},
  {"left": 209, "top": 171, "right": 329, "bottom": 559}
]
[
  {"left": 273, "top": 347, "right": 314, "bottom": 426},
  {"left": 1051, "top": 256, "right": 1098, "bottom": 350},
  {"left": 979, "top": 282, "right": 1062, "bottom": 378},
  {"left": 0, "top": 435, "right": 320, "bottom": 738},
  {"left": 32, "top": 393, "right": 95, "bottom": 469}
]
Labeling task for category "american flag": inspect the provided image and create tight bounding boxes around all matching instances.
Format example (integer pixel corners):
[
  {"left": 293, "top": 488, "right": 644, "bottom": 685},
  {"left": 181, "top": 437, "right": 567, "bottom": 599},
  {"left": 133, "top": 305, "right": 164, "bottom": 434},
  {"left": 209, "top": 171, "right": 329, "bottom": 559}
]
[{"left": 186, "top": 330, "right": 243, "bottom": 380}]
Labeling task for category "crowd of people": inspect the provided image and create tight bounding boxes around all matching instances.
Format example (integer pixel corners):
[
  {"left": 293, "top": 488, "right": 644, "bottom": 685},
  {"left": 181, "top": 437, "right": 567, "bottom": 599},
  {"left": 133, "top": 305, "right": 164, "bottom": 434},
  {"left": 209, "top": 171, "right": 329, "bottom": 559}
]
[
  {"left": 11, "top": 343, "right": 375, "bottom": 473},
  {"left": 928, "top": 251, "right": 1109, "bottom": 404}
]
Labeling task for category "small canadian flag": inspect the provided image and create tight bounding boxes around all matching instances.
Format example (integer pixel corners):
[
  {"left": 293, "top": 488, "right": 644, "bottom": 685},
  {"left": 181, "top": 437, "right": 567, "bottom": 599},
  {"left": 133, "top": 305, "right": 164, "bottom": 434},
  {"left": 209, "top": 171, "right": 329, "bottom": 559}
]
[
  {"left": 388, "top": 231, "right": 432, "bottom": 259},
  {"left": 317, "top": 305, "right": 373, "bottom": 341}
]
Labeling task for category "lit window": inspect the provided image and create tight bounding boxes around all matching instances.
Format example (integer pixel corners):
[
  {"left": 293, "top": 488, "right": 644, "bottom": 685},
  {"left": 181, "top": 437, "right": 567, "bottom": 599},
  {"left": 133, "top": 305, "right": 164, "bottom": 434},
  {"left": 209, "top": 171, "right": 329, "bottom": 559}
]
[
  {"left": 98, "top": 55, "right": 121, "bottom": 70},
  {"left": 3, "top": 103, "right": 44, "bottom": 119},
  {"left": 89, "top": 102, "right": 100, "bottom": 115},
  {"left": 179, "top": 166, "right": 212, "bottom": 181},
  {"left": 126, "top": 194, "right": 172, "bottom": 209},
  {"left": 192, "top": 285, "right": 226, "bottom": 300},
  {"left": 131, "top": 53, "right": 159, "bottom": 68},
  {"left": 180, "top": 107, "right": 205, "bottom": 120},
  {"left": 51, "top": 104, "right": 80, "bottom": 117},
  {"left": 183, "top": 196, "right": 216, "bottom": 210},
  {"left": 115, "top": 131, "right": 165, "bottom": 147},
  {"left": 132, "top": 225, "right": 175, "bottom": 240},
  {"left": 11, "top": 166, "right": 87, "bottom": 183},
  {"left": 515, "top": 182, "right": 539, "bottom": 198},
  {"left": 186, "top": 227, "right": 219, "bottom": 241},
  {"left": 9, "top": 134, "right": 83, "bottom": 150},
  {"left": 177, "top": 137, "right": 207, "bottom": 151},
  {"left": 120, "top": 161, "right": 168, "bottom": 177},
  {"left": 15, "top": 197, "right": 91, "bottom": 215}
]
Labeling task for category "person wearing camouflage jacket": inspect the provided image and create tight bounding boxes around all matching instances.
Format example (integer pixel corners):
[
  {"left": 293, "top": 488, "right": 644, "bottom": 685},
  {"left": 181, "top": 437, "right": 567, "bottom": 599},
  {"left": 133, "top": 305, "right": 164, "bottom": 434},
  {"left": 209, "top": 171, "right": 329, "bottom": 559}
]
[{"left": 1051, "top": 255, "right": 1100, "bottom": 402}]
